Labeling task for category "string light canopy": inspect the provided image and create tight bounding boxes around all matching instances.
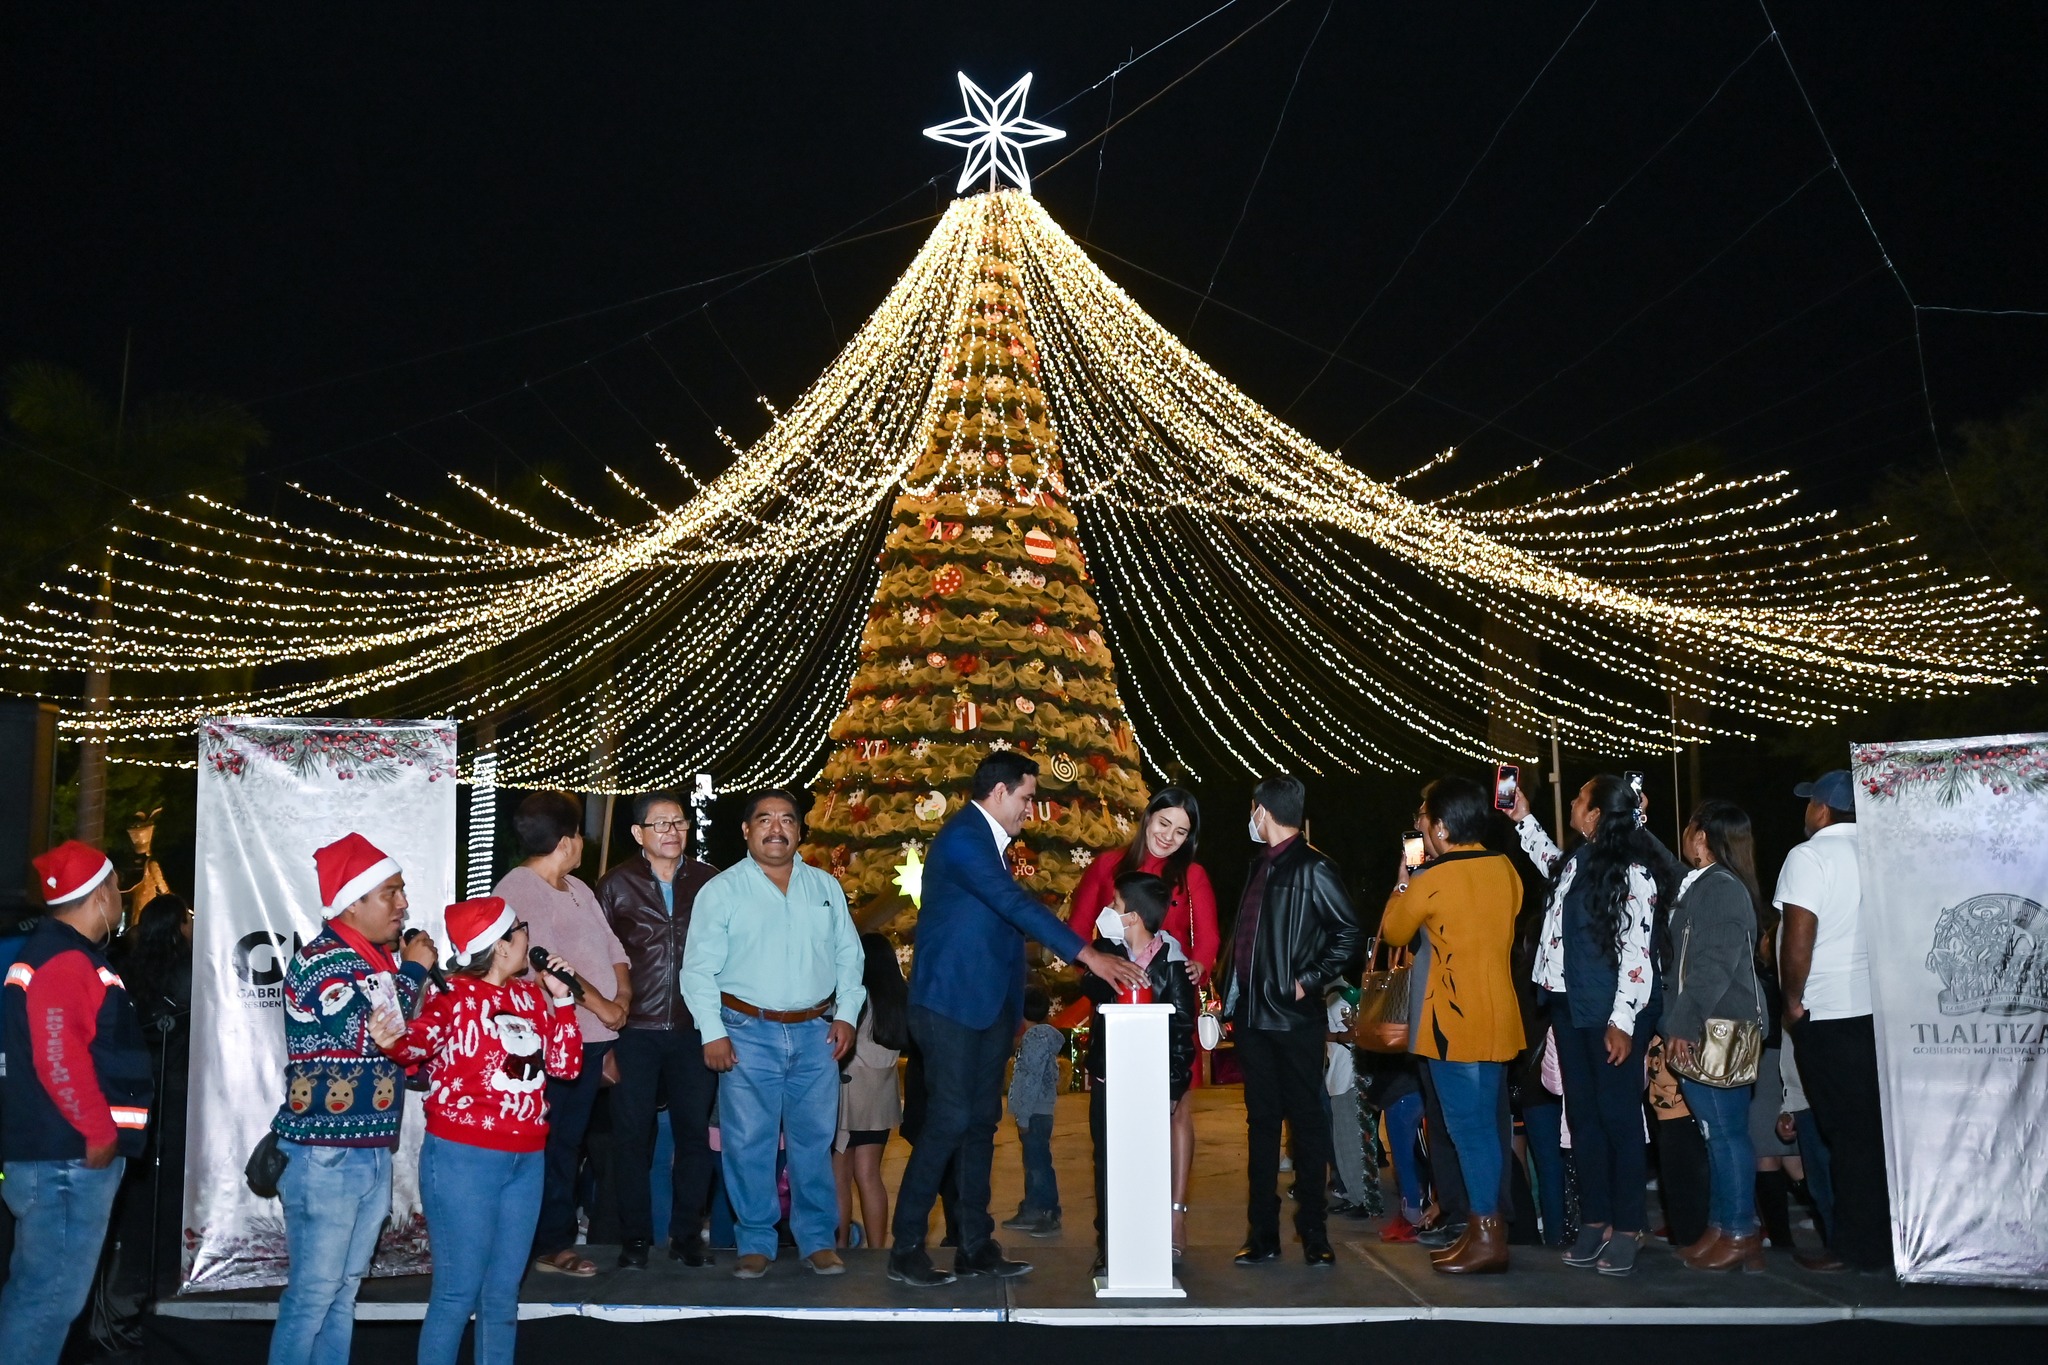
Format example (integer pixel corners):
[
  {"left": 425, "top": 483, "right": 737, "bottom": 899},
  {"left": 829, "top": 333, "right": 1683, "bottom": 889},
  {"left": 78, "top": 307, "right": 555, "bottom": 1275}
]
[{"left": 0, "top": 182, "right": 2035, "bottom": 798}]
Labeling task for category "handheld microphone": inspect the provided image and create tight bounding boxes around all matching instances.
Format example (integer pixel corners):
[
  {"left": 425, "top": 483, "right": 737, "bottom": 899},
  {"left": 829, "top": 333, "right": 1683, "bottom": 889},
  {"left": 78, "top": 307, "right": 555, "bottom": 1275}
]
[
  {"left": 401, "top": 928, "right": 450, "bottom": 991},
  {"left": 528, "top": 946, "right": 585, "bottom": 1002}
]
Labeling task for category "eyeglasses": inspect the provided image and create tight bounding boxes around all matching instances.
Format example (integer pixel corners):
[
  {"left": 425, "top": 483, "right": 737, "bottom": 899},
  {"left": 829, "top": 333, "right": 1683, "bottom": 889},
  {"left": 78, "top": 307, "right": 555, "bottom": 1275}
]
[
  {"left": 636, "top": 819, "right": 687, "bottom": 834},
  {"left": 509, "top": 921, "right": 528, "bottom": 936}
]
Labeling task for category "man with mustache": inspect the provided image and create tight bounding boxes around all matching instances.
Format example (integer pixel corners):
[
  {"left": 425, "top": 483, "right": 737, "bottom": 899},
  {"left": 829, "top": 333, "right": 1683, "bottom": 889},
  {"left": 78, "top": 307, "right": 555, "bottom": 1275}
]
[{"left": 680, "top": 789, "right": 865, "bottom": 1281}]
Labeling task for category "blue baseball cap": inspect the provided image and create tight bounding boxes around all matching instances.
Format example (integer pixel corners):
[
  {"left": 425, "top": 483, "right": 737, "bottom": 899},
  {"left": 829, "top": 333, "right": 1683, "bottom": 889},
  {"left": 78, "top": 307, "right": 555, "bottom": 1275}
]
[{"left": 1794, "top": 769, "right": 1855, "bottom": 812}]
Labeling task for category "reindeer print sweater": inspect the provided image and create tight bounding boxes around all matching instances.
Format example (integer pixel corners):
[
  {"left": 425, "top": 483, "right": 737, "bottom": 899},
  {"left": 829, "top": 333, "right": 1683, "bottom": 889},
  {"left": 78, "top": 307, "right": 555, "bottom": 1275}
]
[
  {"left": 379, "top": 975, "right": 582, "bottom": 1153},
  {"left": 274, "top": 927, "right": 428, "bottom": 1148}
]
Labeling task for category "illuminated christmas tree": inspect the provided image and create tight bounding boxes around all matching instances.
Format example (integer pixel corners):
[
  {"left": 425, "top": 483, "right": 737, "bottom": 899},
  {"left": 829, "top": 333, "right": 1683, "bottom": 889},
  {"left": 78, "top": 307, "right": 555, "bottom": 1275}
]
[{"left": 799, "top": 212, "right": 1146, "bottom": 924}]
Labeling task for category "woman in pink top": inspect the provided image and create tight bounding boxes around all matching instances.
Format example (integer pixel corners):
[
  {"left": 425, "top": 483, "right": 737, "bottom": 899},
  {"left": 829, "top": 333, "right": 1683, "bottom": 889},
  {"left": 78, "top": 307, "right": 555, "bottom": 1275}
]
[
  {"left": 493, "top": 790, "right": 631, "bottom": 1278},
  {"left": 1065, "top": 786, "right": 1216, "bottom": 1257}
]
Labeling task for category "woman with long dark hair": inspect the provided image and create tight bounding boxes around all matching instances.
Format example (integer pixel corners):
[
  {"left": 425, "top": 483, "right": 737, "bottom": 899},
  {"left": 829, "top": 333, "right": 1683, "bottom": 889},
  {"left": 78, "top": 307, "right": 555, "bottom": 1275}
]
[
  {"left": 1066, "top": 786, "right": 1216, "bottom": 1256},
  {"left": 1520, "top": 774, "right": 1682, "bottom": 1275},
  {"left": 836, "top": 933, "right": 908, "bottom": 1247},
  {"left": 1666, "top": 799, "right": 1769, "bottom": 1272}
]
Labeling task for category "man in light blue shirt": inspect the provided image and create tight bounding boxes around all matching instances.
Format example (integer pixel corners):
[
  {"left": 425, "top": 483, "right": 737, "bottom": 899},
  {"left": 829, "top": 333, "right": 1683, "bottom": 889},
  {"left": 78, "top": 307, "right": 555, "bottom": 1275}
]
[{"left": 680, "top": 788, "right": 863, "bottom": 1279}]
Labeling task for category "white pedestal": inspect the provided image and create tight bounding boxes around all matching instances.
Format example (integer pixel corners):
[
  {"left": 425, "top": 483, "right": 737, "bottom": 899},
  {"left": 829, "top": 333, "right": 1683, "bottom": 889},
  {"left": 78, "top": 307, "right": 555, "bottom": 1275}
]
[{"left": 1093, "top": 1002, "right": 1186, "bottom": 1298}]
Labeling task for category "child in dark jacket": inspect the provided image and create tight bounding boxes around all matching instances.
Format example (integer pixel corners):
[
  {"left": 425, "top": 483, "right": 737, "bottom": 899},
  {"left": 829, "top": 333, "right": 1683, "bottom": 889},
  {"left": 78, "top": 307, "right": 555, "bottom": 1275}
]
[{"left": 1077, "top": 872, "right": 1198, "bottom": 1271}]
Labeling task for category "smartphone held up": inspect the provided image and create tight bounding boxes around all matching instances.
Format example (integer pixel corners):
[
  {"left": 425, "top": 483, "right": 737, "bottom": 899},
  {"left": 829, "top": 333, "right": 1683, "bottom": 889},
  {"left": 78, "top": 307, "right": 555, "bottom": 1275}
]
[
  {"left": 1401, "top": 830, "right": 1427, "bottom": 875},
  {"left": 1493, "top": 763, "right": 1520, "bottom": 813}
]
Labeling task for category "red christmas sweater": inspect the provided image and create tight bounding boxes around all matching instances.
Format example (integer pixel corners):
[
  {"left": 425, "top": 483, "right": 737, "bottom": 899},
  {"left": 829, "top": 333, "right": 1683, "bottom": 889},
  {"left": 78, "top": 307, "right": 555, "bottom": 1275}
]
[{"left": 379, "top": 975, "right": 582, "bottom": 1153}]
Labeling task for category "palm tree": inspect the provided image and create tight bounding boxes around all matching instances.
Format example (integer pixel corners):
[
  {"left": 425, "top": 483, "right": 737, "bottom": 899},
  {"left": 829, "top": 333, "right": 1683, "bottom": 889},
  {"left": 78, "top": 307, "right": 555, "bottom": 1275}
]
[{"left": 4, "top": 359, "right": 268, "bottom": 842}]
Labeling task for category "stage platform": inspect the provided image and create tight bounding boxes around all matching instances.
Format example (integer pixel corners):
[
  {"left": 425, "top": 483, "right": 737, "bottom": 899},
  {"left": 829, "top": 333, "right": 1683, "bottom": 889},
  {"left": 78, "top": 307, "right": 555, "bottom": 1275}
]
[
  {"left": 154, "top": 1236, "right": 2046, "bottom": 1329},
  {"left": 150, "top": 1088, "right": 2042, "bottom": 1357}
]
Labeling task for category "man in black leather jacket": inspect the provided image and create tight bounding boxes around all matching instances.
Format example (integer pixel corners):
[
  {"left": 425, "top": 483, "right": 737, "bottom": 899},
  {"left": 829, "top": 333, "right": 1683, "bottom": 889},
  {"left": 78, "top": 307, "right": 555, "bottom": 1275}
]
[
  {"left": 596, "top": 791, "right": 720, "bottom": 1268},
  {"left": 1215, "top": 774, "right": 1364, "bottom": 1267}
]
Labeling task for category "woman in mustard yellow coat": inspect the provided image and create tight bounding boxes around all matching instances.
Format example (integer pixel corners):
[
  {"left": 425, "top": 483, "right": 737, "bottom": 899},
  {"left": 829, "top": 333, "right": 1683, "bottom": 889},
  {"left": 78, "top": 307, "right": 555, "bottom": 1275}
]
[{"left": 1381, "top": 775, "right": 1525, "bottom": 1274}]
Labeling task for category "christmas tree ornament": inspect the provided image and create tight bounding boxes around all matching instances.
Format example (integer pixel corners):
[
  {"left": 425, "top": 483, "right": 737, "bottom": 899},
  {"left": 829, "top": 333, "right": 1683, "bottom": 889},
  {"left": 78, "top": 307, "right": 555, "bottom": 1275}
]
[
  {"left": 914, "top": 790, "right": 947, "bottom": 822},
  {"left": 893, "top": 844, "right": 926, "bottom": 908}
]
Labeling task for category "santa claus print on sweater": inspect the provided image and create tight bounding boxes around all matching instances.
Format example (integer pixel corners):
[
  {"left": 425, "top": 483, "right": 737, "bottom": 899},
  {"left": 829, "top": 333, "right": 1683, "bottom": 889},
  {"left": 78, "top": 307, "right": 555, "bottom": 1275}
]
[{"left": 376, "top": 974, "right": 581, "bottom": 1152}]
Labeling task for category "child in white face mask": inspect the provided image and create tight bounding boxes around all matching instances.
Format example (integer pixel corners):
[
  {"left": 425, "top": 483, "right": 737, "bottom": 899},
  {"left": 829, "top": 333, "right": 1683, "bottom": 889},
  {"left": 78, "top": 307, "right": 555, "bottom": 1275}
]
[{"left": 1075, "top": 872, "right": 1200, "bottom": 1274}]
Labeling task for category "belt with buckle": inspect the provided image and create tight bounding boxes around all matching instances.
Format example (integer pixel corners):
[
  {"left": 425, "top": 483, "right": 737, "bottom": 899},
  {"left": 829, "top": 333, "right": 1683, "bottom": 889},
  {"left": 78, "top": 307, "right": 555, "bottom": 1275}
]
[{"left": 720, "top": 992, "right": 834, "bottom": 1023}]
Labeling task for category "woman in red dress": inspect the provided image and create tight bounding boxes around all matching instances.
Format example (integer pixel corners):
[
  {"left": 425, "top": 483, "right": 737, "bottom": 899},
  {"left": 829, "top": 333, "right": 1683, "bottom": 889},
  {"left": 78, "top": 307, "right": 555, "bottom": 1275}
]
[{"left": 1067, "top": 787, "right": 1216, "bottom": 1258}]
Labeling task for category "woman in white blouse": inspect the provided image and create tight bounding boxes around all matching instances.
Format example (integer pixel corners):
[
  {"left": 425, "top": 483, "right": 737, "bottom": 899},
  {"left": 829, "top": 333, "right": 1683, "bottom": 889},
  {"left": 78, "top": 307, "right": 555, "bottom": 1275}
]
[{"left": 1511, "top": 775, "right": 1681, "bottom": 1277}]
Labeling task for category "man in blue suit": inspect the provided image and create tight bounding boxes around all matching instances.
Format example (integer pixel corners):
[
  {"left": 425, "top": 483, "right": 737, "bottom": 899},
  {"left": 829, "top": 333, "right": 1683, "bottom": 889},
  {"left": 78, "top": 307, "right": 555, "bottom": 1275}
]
[{"left": 887, "top": 752, "right": 1147, "bottom": 1288}]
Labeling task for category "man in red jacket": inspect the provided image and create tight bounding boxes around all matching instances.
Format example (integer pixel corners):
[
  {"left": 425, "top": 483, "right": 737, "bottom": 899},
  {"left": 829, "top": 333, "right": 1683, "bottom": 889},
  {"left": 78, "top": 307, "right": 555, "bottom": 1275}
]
[{"left": 0, "top": 840, "right": 153, "bottom": 1365}]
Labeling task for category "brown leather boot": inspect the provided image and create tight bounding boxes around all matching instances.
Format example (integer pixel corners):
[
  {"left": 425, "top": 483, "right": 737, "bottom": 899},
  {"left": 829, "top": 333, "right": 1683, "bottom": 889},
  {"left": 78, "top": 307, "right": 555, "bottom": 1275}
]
[
  {"left": 1679, "top": 1227, "right": 1727, "bottom": 1267},
  {"left": 1432, "top": 1214, "right": 1509, "bottom": 1274},
  {"left": 1686, "top": 1227, "right": 1765, "bottom": 1273},
  {"left": 1428, "top": 1221, "right": 1476, "bottom": 1264}
]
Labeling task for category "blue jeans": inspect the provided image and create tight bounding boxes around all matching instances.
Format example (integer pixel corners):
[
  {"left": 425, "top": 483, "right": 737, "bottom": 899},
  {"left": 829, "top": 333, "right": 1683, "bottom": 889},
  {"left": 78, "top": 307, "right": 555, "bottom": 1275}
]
[
  {"left": 269, "top": 1142, "right": 391, "bottom": 1365},
  {"left": 1017, "top": 1112, "right": 1059, "bottom": 1215},
  {"left": 1382, "top": 1090, "right": 1425, "bottom": 1213},
  {"left": 418, "top": 1135, "right": 543, "bottom": 1365},
  {"left": 717, "top": 1007, "right": 839, "bottom": 1259},
  {"left": 1550, "top": 998, "right": 1656, "bottom": 1232},
  {"left": 1794, "top": 1107, "right": 1835, "bottom": 1244},
  {"left": 1680, "top": 1078, "right": 1758, "bottom": 1231},
  {"left": 1426, "top": 1060, "right": 1507, "bottom": 1218},
  {"left": 1521, "top": 1100, "right": 1568, "bottom": 1245},
  {"left": 0, "top": 1157, "right": 126, "bottom": 1365}
]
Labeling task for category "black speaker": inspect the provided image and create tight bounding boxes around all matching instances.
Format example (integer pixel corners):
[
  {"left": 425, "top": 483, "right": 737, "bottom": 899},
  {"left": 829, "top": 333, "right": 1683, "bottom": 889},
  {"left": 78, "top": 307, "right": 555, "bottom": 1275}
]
[{"left": 0, "top": 700, "right": 59, "bottom": 916}]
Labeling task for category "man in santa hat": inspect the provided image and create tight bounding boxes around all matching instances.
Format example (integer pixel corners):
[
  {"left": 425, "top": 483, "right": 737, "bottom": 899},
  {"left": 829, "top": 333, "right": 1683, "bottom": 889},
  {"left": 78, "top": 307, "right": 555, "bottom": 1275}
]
[
  {"left": 0, "top": 840, "right": 152, "bottom": 1365},
  {"left": 268, "top": 833, "right": 439, "bottom": 1365}
]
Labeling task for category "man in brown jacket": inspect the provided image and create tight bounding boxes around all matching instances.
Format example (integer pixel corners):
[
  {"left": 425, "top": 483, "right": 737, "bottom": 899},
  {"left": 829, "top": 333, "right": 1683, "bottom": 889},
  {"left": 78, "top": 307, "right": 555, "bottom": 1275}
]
[{"left": 597, "top": 791, "right": 720, "bottom": 1267}]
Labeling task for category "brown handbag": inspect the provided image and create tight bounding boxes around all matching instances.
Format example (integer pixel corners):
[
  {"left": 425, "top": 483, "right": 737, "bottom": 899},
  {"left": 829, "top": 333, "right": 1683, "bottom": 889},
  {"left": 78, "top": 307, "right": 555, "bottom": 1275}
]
[{"left": 1352, "top": 936, "right": 1414, "bottom": 1054}]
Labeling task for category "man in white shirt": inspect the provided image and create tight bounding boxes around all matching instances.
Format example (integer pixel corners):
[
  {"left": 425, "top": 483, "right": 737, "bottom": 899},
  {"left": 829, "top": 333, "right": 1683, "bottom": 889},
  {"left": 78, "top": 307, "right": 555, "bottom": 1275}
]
[{"left": 1774, "top": 769, "right": 1891, "bottom": 1275}]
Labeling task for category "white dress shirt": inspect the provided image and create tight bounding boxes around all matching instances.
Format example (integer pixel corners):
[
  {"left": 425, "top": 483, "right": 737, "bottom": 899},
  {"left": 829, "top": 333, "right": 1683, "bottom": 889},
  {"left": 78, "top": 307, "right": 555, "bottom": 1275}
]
[{"left": 975, "top": 800, "right": 1013, "bottom": 856}]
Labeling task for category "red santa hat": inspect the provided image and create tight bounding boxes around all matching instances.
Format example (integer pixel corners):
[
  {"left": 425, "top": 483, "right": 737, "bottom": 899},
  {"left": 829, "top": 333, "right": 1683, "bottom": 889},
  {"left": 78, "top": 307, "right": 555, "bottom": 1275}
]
[
  {"left": 313, "top": 833, "right": 402, "bottom": 916},
  {"left": 444, "top": 896, "right": 516, "bottom": 967},
  {"left": 34, "top": 839, "right": 115, "bottom": 906}
]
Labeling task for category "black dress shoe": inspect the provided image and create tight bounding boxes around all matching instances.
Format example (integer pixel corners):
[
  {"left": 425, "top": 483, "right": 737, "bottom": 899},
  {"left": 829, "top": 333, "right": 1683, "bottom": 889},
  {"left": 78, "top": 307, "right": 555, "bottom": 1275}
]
[
  {"left": 617, "top": 1238, "right": 649, "bottom": 1269},
  {"left": 1090, "top": 1250, "right": 1107, "bottom": 1277},
  {"left": 1417, "top": 1220, "right": 1466, "bottom": 1249},
  {"left": 887, "top": 1248, "right": 958, "bottom": 1288},
  {"left": 669, "top": 1235, "right": 710, "bottom": 1267},
  {"left": 1235, "top": 1241, "right": 1282, "bottom": 1265},
  {"left": 1303, "top": 1237, "right": 1336, "bottom": 1267},
  {"left": 954, "top": 1240, "right": 1033, "bottom": 1278}
]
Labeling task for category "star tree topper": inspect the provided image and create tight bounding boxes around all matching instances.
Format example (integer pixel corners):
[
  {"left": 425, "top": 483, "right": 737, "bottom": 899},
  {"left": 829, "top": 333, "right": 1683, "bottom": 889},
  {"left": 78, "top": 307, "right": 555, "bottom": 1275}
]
[{"left": 923, "top": 72, "right": 1065, "bottom": 195}]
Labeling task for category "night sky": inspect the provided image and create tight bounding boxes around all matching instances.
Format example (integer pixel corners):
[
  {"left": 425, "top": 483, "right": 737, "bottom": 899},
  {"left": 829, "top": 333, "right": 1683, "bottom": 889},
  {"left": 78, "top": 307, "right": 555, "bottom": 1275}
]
[
  {"left": 6, "top": 2, "right": 2044, "bottom": 512},
  {"left": 5, "top": 3, "right": 2046, "bottom": 881}
]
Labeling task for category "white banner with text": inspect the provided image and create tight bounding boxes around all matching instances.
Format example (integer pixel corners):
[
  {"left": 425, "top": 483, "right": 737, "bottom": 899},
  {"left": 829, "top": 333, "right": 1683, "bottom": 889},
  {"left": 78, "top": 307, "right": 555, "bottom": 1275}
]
[
  {"left": 184, "top": 717, "right": 456, "bottom": 1292},
  {"left": 1854, "top": 733, "right": 2048, "bottom": 1288}
]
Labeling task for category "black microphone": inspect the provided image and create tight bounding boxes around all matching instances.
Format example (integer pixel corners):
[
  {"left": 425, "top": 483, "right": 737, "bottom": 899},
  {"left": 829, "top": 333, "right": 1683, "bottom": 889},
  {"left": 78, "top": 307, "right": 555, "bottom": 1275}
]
[
  {"left": 401, "top": 928, "right": 450, "bottom": 991},
  {"left": 528, "top": 946, "right": 585, "bottom": 1002}
]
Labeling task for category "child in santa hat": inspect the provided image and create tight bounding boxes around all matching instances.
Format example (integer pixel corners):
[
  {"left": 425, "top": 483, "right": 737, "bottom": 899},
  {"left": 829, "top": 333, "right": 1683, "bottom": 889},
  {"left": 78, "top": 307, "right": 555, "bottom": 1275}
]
[{"left": 368, "top": 897, "right": 581, "bottom": 1365}]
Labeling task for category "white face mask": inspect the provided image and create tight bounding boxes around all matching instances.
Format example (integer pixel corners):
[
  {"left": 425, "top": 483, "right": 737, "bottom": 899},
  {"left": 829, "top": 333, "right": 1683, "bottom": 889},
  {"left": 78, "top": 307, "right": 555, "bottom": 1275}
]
[
  {"left": 1095, "top": 905, "right": 1126, "bottom": 943},
  {"left": 1247, "top": 811, "right": 1266, "bottom": 844}
]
